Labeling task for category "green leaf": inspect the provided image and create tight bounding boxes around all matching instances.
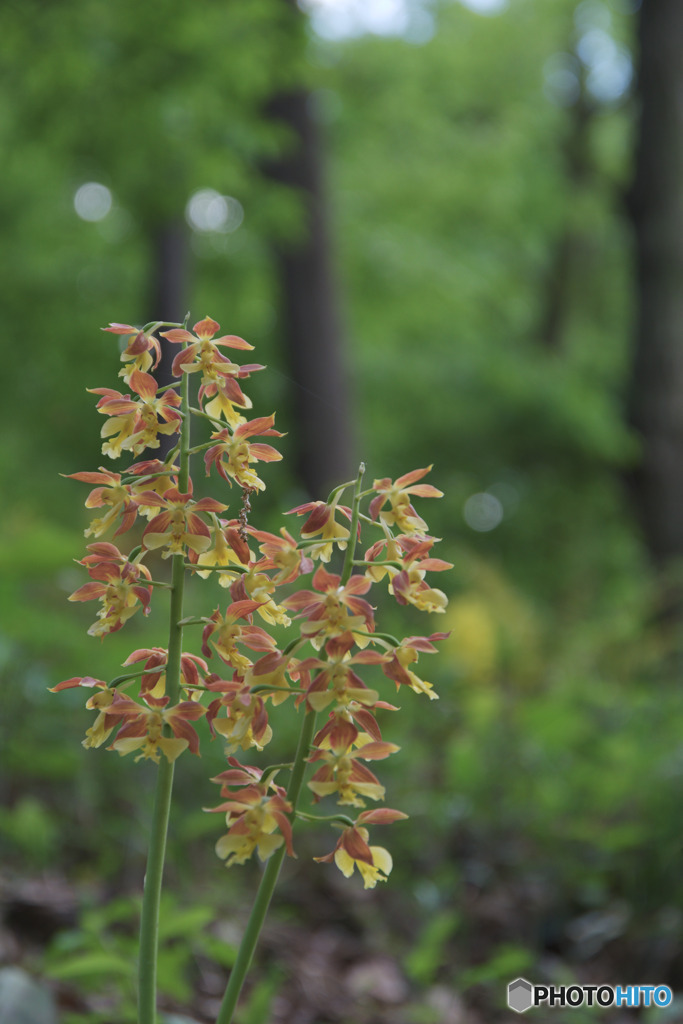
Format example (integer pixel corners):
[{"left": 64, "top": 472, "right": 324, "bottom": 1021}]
[
  {"left": 45, "top": 950, "right": 134, "bottom": 982},
  {"left": 158, "top": 903, "right": 213, "bottom": 942},
  {"left": 459, "top": 945, "right": 533, "bottom": 991},
  {"left": 405, "top": 910, "right": 460, "bottom": 986}
]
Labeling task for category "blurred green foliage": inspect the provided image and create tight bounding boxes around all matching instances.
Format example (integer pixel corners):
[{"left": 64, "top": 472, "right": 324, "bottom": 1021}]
[
  {"left": 2, "top": 0, "right": 681, "bottom": 1017},
  {"left": 42, "top": 894, "right": 231, "bottom": 1023}
]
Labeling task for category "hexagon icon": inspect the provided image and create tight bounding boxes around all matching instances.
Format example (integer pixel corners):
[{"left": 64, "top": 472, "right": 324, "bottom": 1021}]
[{"left": 508, "top": 978, "right": 533, "bottom": 1013}]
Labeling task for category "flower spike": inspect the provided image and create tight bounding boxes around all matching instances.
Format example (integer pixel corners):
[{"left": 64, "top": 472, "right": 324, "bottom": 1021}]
[{"left": 59, "top": 313, "right": 451, "bottom": 1019}]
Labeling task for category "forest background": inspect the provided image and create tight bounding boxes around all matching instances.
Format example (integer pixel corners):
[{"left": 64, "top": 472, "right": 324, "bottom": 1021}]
[{"left": 2, "top": 0, "right": 683, "bottom": 1021}]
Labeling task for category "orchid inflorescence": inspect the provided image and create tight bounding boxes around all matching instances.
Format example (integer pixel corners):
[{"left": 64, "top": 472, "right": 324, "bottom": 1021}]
[{"left": 56, "top": 314, "right": 451, "bottom": 1021}]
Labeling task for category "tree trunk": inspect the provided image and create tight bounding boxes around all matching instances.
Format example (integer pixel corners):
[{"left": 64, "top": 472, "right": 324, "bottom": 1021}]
[
  {"left": 538, "top": 93, "right": 594, "bottom": 350},
  {"left": 266, "top": 86, "right": 354, "bottom": 499},
  {"left": 627, "top": 0, "right": 683, "bottom": 565},
  {"left": 148, "top": 219, "right": 190, "bottom": 381},
  {"left": 147, "top": 219, "right": 190, "bottom": 460}
]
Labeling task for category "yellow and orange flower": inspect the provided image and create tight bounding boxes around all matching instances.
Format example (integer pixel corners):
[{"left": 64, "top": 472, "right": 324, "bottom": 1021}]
[
  {"left": 307, "top": 739, "right": 398, "bottom": 807},
  {"left": 193, "top": 517, "right": 251, "bottom": 585},
  {"left": 207, "top": 764, "right": 294, "bottom": 866},
  {"left": 162, "top": 316, "right": 253, "bottom": 382},
  {"left": 122, "top": 647, "right": 209, "bottom": 698},
  {"left": 204, "top": 415, "right": 283, "bottom": 491},
  {"left": 201, "top": 599, "right": 278, "bottom": 671},
  {"left": 390, "top": 567, "right": 449, "bottom": 614},
  {"left": 200, "top": 377, "right": 253, "bottom": 429},
  {"left": 49, "top": 676, "right": 116, "bottom": 748},
  {"left": 66, "top": 468, "right": 138, "bottom": 538},
  {"left": 229, "top": 570, "right": 291, "bottom": 627},
  {"left": 282, "top": 565, "right": 375, "bottom": 647},
  {"left": 163, "top": 315, "right": 267, "bottom": 426},
  {"left": 363, "top": 531, "right": 404, "bottom": 583},
  {"left": 381, "top": 632, "right": 449, "bottom": 700},
  {"left": 287, "top": 499, "right": 352, "bottom": 562},
  {"left": 104, "top": 691, "right": 206, "bottom": 763},
  {"left": 242, "top": 650, "right": 292, "bottom": 706},
  {"left": 295, "top": 636, "right": 388, "bottom": 711},
  {"left": 206, "top": 677, "right": 273, "bottom": 752},
  {"left": 68, "top": 542, "right": 153, "bottom": 637},
  {"left": 82, "top": 687, "right": 120, "bottom": 748},
  {"left": 363, "top": 533, "right": 453, "bottom": 613},
  {"left": 314, "top": 810, "right": 407, "bottom": 888},
  {"left": 102, "top": 323, "right": 161, "bottom": 382},
  {"left": 127, "top": 459, "right": 180, "bottom": 519},
  {"left": 369, "top": 466, "right": 443, "bottom": 534},
  {"left": 250, "top": 526, "right": 314, "bottom": 585},
  {"left": 141, "top": 486, "right": 226, "bottom": 558},
  {"left": 90, "top": 370, "right": 181, "bottom": 458}
]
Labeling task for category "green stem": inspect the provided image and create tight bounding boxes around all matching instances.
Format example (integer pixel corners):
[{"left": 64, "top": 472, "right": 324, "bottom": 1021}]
[
  {"left": 189, "top": 405, "right": 227, "bottom": 430},
  {"left": 215, "top": 707, "right": 318, "bottom": 1024},
  {"left": 353, "top": 629, "right": 401, "bottom": 648},
  {"left": 121, "top": 468, "right": 179, "bottom": 485},
  {"left": 137, "top": 368, "right": 190, "bottom": 1024},
  {"left": 249, "top": 684, "right": 305, "bottom": 694},
  {"left": 341, "top": 463, "right": 365, "bottom": 586},
  {"left": 325, "top": 477, "right": 357, "bottom": 504},
  {"left": 296, "top": 810, "right": 355, "bottom": 826},
  {"left": 182, "top": 563, "right": 249, "bottom": 574},
  {"left": 141, "top": 319, "right": 184, "bottom": 334},
  {"left": 260, "top": 762, "right": 294, "bottom": 783},
  {"left": 187, "top": 440, "right": 218, "bottom": 454},
  {"left": 352, "top": 559, "right": 403, "bottom": 571},
  {"left": 282, "top": 636, "right": 307, "bottom": 657},
  {"left": 110, "top": 666, "right": 164, "bottom": 688},
  {"left": 357, "top": 511, "right": 383, "bottom": 526},
  {"left": 137, "top": 756, "right": 174, "bottom": 1024}
]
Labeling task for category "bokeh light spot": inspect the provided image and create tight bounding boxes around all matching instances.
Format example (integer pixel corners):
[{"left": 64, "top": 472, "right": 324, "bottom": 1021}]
[
  {"left": 586, "top": 47, "right": 632, "bottom": 102},
  {"left": 458, "top": 0, "right": 508, "bottom": 13},
  {"left": 185, "top": 189, "right": 244, "bottom": 233},
  {"left": 74, "top": 182, "right": 112, "bottom": 222},
  {"left": 574, "top": 0, "right": 632, "bottom": 103},
  {"left": 463, "top": 493, "right": 504, "bottom": 532},
  {"left": 300, "top": 0, "right": 435, "bottom": 41},
  {"left": 543, "top": 53, "right": 581, "bottom": 106}
]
